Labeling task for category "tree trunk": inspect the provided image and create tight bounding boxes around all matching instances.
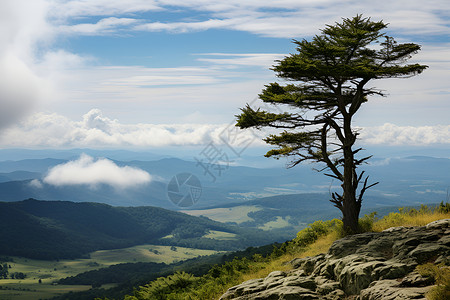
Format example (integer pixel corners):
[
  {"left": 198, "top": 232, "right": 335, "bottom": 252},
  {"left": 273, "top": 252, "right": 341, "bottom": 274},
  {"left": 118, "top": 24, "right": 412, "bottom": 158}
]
[
  {"left": 342, "top": 192, "right": 360, "bottom": 233},
  {"left": 342, "top": 130, "right": 360, "bottom": 233}
]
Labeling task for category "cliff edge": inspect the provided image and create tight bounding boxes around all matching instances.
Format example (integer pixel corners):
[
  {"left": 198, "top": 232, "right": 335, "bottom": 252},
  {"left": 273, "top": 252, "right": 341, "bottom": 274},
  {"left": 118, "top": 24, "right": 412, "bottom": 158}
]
[{"left": 220, "top": 219, "right": 449, "bottom": 299}]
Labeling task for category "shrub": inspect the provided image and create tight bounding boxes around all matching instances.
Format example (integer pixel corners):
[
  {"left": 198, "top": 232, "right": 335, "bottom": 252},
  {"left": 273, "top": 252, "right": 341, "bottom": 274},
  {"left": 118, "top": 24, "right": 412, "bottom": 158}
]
[
  {"left": 127, "top": 271, "right": 197, "bottom": 300},
  {"left": 358, "top": 212, "right": 378, "bottom": 233},
  {"left": 294, "top": 219, "right": 342, "bottom": 246}
]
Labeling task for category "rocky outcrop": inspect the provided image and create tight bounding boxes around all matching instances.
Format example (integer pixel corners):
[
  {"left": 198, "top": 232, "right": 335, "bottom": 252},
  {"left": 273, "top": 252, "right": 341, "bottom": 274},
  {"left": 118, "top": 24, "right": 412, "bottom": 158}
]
[{"left": 220, "top": 219, "right": 449, "bottom": 299}]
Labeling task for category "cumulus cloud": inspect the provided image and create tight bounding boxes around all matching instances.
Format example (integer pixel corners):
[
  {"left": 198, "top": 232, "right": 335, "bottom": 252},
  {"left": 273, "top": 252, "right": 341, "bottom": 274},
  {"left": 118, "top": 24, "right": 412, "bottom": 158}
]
[
  {"left": 0, "top": 109, "right": 263, "bottom": 148},
  {"left": 359, "top": 124, "right": 450, "bottom": 146},
  {"left": 43, "top": 154, "right": 151, "bottom": 188},
  {"left": 0, "top": 110, "right": 447, "bottom": 148}
]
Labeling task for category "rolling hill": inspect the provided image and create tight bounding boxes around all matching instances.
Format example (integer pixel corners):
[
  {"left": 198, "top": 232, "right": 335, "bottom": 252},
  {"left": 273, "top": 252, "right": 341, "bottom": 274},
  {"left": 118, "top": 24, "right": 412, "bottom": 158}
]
[{"left": 0, "top": 199, "right": 279, "bottom": 260}]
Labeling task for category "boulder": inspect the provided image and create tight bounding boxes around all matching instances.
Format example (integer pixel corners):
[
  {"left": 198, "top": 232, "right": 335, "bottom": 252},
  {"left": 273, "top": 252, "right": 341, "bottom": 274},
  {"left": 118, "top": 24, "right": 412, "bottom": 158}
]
[{"left": 220, "top": 219, "right": 449, "bottom": 300}]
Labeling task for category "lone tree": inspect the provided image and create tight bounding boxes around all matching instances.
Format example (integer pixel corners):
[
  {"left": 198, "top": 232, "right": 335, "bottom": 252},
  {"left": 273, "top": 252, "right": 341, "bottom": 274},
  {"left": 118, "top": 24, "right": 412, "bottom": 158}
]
[{"left": 236, "top": 15, "right": 427, "bottom": 233}]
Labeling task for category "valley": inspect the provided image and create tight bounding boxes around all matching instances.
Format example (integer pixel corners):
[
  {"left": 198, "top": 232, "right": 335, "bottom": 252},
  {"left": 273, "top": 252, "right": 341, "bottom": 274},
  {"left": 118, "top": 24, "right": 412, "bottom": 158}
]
[{"left": 0, "top": 244, "right": 221, "bottom": 300}]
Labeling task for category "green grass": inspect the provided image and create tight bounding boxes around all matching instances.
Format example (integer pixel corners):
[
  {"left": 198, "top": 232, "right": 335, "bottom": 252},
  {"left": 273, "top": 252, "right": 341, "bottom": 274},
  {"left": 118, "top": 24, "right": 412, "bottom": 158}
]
[
  {"left": 203, "top": 230, "right": 237, "bottom": 240},
  {"left": 0, "top": 282, "right": 93, "bottom": 300},
  {"left": 181, "top": 206, "right": 262, "bottom": 224},
  {"left": 258, "top": 216, "right": 292, "bottom": 231},
  {"left": 124, "top": 203, "right": 450, "bottom": 300},
  {"left": 0, "top": 245, "right": 222, "bottom": 300}
]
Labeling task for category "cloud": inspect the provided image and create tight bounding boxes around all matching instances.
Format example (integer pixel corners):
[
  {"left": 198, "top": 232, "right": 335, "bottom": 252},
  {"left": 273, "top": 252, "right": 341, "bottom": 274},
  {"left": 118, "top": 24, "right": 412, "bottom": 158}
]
[
  {"left": 0, "top": 109, "right": 263, "bottom": 148},
  {"left": 49, "top": 1, "right": 450, "bottom": 38},
  {"left": 43, "top": 154, "right": 151, "bottom": 188},
  {"left": 196, "top": 53, "right": 286, "bottom": 68},
  {"left": 359, "top": 123, "right": 450, "bottom": 146},
  {"left": 127, "top": 1, "right": 450, "bottom": 38},
  {"left": 0, "top": 110, "right": 447, "bottom": 148},
  {"left": 29, "top": 179, "right": 43, "bottom": 189},
  {"left": 0, "top": 0, "right": 53, "bottom": 129},
  {"left": 49, "top": 0, "right": 161, "bottom": 18},
  {"left": 60, "top": 17, "right": 140, "bottom": 35}
]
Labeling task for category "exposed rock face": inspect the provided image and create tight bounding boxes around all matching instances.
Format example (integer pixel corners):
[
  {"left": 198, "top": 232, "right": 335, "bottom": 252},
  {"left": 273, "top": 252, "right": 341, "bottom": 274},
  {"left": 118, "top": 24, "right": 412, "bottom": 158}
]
[{"left": 220, "top": 219, "right": 449, "bottom": 299}]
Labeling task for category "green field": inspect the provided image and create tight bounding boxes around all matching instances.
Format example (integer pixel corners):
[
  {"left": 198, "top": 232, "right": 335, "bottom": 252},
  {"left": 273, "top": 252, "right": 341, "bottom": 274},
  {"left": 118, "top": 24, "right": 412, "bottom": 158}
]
[
  {"left": 203, "top": 230, "right": 237, "bottom": 240},
  {"left": 0, "top": 244, "right": 222, "bottom": 299},
  {"left": 258, "top": 216, "right": 293, "bottom": 230},
  {"left": 182, "top": 206, "right": 262, "bottom": 224}
]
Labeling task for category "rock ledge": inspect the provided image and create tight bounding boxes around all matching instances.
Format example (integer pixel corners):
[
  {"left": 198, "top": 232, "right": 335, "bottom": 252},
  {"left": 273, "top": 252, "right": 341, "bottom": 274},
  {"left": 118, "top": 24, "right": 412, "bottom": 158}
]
[{"left": 220, "top": 219, "right": 449, "bottom": 299}]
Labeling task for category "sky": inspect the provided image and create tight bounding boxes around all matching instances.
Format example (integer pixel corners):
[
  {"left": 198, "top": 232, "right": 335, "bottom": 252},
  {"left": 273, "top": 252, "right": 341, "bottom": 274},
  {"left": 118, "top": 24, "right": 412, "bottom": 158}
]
[{"left": 0, "top": 0, "right": 449, "bottom": 151}]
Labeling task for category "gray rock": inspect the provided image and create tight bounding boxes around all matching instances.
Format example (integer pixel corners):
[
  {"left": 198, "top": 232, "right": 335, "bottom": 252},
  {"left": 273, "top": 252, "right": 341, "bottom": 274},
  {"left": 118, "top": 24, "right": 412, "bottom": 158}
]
[
  {"left": 220, "top": 219, "right": 449, "bottom": 300},
  {"left": 358, "top": 279, "right": 432, "bottom": 299}
]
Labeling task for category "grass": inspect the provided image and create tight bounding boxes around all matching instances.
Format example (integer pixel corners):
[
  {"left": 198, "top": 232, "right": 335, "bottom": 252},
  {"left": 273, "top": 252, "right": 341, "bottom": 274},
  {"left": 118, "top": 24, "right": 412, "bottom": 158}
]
[
  {"left": 215, "top": 204, "right": 450, "bottom": 299},
  {"left": 181, "top": 206, "right": 262, "bottom": 224},
  {"left": 0, "top": 282, "right": 93, "bottom": 300},
  {"left": 203, "top": 230, "right": 237, "bottom": 240},
  {"left": 258, "top": 216, "right": 292, "bottom": 231},
  {"left": 0, "top": 245, "right": 222, "bottom": 300},
  {"left": 372, "top": 207, "right": 450, "bottom": 232}
]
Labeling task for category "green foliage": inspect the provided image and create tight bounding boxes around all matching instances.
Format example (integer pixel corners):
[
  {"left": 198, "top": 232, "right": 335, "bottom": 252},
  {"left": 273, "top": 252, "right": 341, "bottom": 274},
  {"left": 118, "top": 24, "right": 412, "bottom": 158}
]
[
  {"left": 0, "top": 199, "right": 278, "bottom": 260},
  {"left": 0, "top": 263, "right": 8, "bottom": 279},
  {"left": 358, "top": 212, "right": 378, "bottom": 233},
  {"left": 416, "top": 263, "right": 450, "bottom": 300},
  {"left": 294, "top": 219, "right": 341, "bottom": 247},
  {"left": 128, "top": 272, "right": 198, "bottom": 300},
  {"left": 437, "top": 201, "right": 450, "bottom": 214},
  {"left": 10, "top": 272, "right": 26, "bottom": 279}
]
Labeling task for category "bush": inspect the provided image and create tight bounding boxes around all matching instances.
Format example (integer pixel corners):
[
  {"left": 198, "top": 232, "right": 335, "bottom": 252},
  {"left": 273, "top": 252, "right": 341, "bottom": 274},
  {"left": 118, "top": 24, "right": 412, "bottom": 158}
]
[
  {"left": 358, "top": 212, "right": 378, "bottom": 233},
  {"left": 127, "top": 272, "right": 197, "bottom": 300},
  {"left": 294, "top": 219, "right": 342, "bottom": 247}
]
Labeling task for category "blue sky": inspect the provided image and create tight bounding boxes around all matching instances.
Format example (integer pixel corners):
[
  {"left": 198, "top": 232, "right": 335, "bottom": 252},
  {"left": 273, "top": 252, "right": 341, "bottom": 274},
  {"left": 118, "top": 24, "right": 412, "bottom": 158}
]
[{"left": 0, "top": 0, "right": 449, "bottom": 150}]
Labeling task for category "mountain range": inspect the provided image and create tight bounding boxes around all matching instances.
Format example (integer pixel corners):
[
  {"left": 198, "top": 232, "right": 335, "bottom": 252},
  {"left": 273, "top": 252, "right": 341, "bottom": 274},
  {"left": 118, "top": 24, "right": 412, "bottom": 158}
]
[{"left": 0, "top": 154, "right": 448, "bottom": 210}]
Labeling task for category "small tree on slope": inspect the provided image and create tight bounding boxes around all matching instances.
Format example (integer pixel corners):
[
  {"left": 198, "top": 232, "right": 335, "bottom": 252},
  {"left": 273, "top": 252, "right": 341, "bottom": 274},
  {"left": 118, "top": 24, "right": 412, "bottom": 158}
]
[{"left": 236, "top": 15, "right": 427, "bottom": 233}]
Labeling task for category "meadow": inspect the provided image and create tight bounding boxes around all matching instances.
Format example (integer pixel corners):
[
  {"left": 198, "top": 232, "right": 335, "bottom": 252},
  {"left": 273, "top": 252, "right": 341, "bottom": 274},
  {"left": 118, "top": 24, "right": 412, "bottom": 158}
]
[{"left": 0, "top": 244, "right": 221, "bottom": 300}]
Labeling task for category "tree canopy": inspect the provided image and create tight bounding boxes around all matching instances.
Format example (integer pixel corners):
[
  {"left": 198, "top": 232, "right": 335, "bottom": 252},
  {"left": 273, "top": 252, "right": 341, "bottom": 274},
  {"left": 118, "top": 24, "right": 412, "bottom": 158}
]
[{"left": 236, "top": 15, "right": 427, "bottom": 233}]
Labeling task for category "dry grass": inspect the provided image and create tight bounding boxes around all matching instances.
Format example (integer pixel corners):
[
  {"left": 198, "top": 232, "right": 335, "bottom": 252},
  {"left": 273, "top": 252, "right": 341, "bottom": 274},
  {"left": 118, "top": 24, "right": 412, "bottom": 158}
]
[
  {"left": 237, "top": 208, "right": 449, "bottom": 287},
  {"left": 372, "top": 210, "right": 450, "bottom": 232},
  {"left": 239, "top": 231, "right": 339, "bottom": 283}
]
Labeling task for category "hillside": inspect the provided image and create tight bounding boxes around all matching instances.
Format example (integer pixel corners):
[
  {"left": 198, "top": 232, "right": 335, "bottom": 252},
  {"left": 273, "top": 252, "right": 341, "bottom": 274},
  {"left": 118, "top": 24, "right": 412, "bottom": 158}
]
[
  {"left": 122, "top": 204, "right": 450, "bottom": 300},
  {"left": 221, "top": 219, "right": 450, "bottom": 299},
  {"left": 0, "top": 199, "right": 278, "bottom": 260}
]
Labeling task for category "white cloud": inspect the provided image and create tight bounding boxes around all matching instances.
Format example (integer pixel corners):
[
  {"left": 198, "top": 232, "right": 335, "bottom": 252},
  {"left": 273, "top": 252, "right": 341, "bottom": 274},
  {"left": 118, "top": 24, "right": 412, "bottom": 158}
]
[
  {"left": 29, "top": 179, "right": 43, "bottom": 189},
  {"left": 0, "top": 110, "right": 447, "bottom": 148},
  {"left": 127, "top": 1, "right": 450, "bottom": 38},
  {"left": 43, "top": 154, "right": 151, "bottom": 188},
  {"left": 0, "top": 109, "right": 263, "bottom": 148},
  {"left": 359, "top": 123, "right": 450, "bottom": 146},
  {"left": 0, "top": 0, "right": 53, "bottom": 129},
  {"left": 60, "top": 17, "right": 139, "bottom": 35},
  {"left": 196, "top": 53, "right": 286, "bottom": 68},
  {"left": 49, "top": 1, "right": 450, "bottom": 38},
  {"left": 49, "top": 0, "right": 161, "bottom": 18}
]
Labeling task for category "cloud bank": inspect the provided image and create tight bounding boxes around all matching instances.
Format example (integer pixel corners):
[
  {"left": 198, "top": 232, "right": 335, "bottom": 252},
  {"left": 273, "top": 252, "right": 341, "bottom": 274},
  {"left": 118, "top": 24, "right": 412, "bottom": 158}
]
[
  {"left": 0, "top": 110, "right": 447, "bottom": 148},
  {"left": 359, "top": 124, "right": 450, "bottom": 146},
  {"left": 43, "top": 154, "right": 151, "bottom": 188}
]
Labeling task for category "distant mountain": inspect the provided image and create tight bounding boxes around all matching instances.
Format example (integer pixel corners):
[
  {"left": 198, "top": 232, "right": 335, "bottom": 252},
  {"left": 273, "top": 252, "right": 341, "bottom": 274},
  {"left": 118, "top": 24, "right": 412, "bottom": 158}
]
[
  {"left": 0, "top": 199, "right": 279, "bottom": 260},
  {"left": 0, "top": 171, "right": 42, "bottom": 183},
  {"left": 0, "top": 155, "right": 447, "bottom": 209}
]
